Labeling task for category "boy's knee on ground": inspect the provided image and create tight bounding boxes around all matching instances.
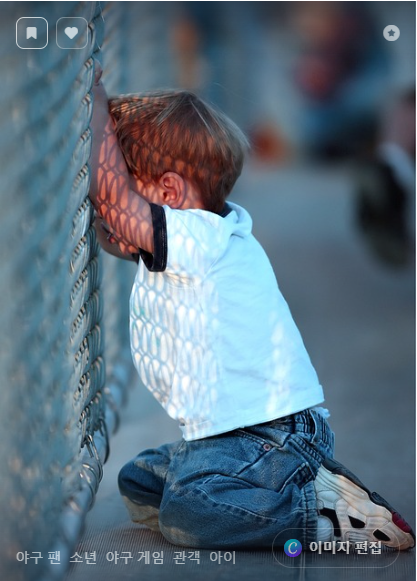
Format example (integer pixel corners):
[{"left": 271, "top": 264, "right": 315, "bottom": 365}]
[
  {"left": 118, "top": 461, "right": 160, "bottom": 506},
  {"left": 117, "top": 460, "right": 137, "bottom": 496},
  {"left": 158, "top": 487, "right": 219, "bottom": 548}
]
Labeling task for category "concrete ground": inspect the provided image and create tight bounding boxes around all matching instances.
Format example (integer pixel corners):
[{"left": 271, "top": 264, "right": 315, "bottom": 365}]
[{"left": 65, "top": 162, "right": 415, "bottom": 581}]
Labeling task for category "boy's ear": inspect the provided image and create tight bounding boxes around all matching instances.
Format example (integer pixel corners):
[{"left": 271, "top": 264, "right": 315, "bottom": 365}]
[{"left": 158, "top": 172, "right": 186, "bottom": 209}]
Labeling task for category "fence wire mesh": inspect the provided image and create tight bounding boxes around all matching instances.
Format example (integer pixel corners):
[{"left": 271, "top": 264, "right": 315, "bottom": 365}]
[{"left": 0, "top": 3, "right": 136, "bottom": 580}]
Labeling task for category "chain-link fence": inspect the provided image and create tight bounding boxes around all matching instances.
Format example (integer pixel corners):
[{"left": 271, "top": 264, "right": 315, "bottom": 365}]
[{"left": 0, "top": 3, "right": 139, "bottom": 580}]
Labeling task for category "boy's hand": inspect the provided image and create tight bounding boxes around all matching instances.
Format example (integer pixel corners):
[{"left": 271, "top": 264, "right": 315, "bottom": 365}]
[
  {"left": 94, "top": 58, "right": 103, "bottom": 85},
  {"left": 92, "top": 60, "right": 108, "bottom": 112},
  {"left": 94, "top": 214, "right": 138, "bottom": 261}
]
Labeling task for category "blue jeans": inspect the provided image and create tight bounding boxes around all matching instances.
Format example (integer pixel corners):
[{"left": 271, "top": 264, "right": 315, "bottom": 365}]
[{"left": 118, "top": 409, "right": 335, "bottom": 548}]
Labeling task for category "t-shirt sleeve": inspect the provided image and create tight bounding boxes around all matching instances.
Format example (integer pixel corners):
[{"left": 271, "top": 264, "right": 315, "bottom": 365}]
[
  {"left": 141, "top": 204, "right": 233, "bottom": 282},
  {"left": 139, "top": 203, "right": 168, "bottom": 272}
]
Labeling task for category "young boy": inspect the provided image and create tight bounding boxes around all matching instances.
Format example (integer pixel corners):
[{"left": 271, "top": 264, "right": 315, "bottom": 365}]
[{"left": 89, "top": 65, "right": 415, "bottom": 551}]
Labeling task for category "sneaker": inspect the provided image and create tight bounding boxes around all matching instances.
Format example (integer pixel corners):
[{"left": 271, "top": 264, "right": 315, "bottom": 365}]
[{"left": 314, "top": 457, "right": 415, "bottom": 550}]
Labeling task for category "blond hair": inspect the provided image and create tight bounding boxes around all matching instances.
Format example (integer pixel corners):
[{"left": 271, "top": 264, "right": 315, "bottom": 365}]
[{"left": 109, "top": 90, "right": 249, "bottom": 214}]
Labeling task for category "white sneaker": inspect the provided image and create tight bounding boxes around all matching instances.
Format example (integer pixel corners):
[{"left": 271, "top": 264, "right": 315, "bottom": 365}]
[{"left": 314, "top": 458, "right": 415, "bottom": 550}]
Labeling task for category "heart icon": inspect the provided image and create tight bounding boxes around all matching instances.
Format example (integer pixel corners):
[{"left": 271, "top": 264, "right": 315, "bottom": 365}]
[{"left": 64, "top": 27, "right": 78, "bottom": 39}]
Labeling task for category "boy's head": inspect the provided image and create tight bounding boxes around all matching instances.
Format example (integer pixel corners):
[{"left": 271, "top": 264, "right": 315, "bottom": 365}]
[{"left": 109, "top": 90, "right": 249, "bottom": 214}]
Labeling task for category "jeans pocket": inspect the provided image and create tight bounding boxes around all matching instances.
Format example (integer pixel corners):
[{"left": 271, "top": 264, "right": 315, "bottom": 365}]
[
  {"left": 286, "top": 432, "right": 324, "bottom": 475},
  {"left": 276, "top": 461, "right": 316, "bottom": 495}
]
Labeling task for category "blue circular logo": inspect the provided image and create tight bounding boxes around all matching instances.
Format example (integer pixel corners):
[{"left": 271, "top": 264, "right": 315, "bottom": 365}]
[{"left": 284, "top": 539, "right": 302, "bottom": 557}]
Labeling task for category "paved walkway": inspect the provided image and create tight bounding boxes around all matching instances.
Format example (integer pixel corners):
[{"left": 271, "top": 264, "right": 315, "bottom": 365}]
[{"left": 65, "top": 163, "right": 415, "bottom": 581}]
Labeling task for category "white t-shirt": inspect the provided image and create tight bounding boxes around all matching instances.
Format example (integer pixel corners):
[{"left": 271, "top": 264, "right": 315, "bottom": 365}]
[{"left": 130, "top": 202, "right": 324, "bottom": 440}]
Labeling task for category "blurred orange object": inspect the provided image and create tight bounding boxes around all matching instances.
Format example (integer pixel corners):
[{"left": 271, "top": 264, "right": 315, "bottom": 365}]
[{"left": 249, "top": 123, "right": 291, "bottom": 165}]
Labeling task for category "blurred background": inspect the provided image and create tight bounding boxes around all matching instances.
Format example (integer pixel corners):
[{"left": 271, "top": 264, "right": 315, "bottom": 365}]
[{"left": 0, "top": 2, "right": 415, "bottom": 581}]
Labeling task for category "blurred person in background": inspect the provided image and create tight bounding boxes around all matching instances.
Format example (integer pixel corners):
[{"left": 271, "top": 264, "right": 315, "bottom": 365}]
[
  {"left": 291, "top": 1, "right": 389, "bottom": 160},
  {"left": 355, "top": 89, "right": 415, "bottom": 267},
  {"left": 287, "top": 2, "right": 415, "bottom": 266}
]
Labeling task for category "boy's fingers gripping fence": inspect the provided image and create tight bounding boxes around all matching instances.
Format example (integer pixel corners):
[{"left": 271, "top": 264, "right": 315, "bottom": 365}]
[{"left": 94, "top": 58, "right": 103, "bottom": 85}]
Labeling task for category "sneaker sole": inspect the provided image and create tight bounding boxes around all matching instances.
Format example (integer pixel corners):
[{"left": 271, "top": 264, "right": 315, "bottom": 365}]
[{"left": 314, "top": 458, "right": 415, "bottom": 550}]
